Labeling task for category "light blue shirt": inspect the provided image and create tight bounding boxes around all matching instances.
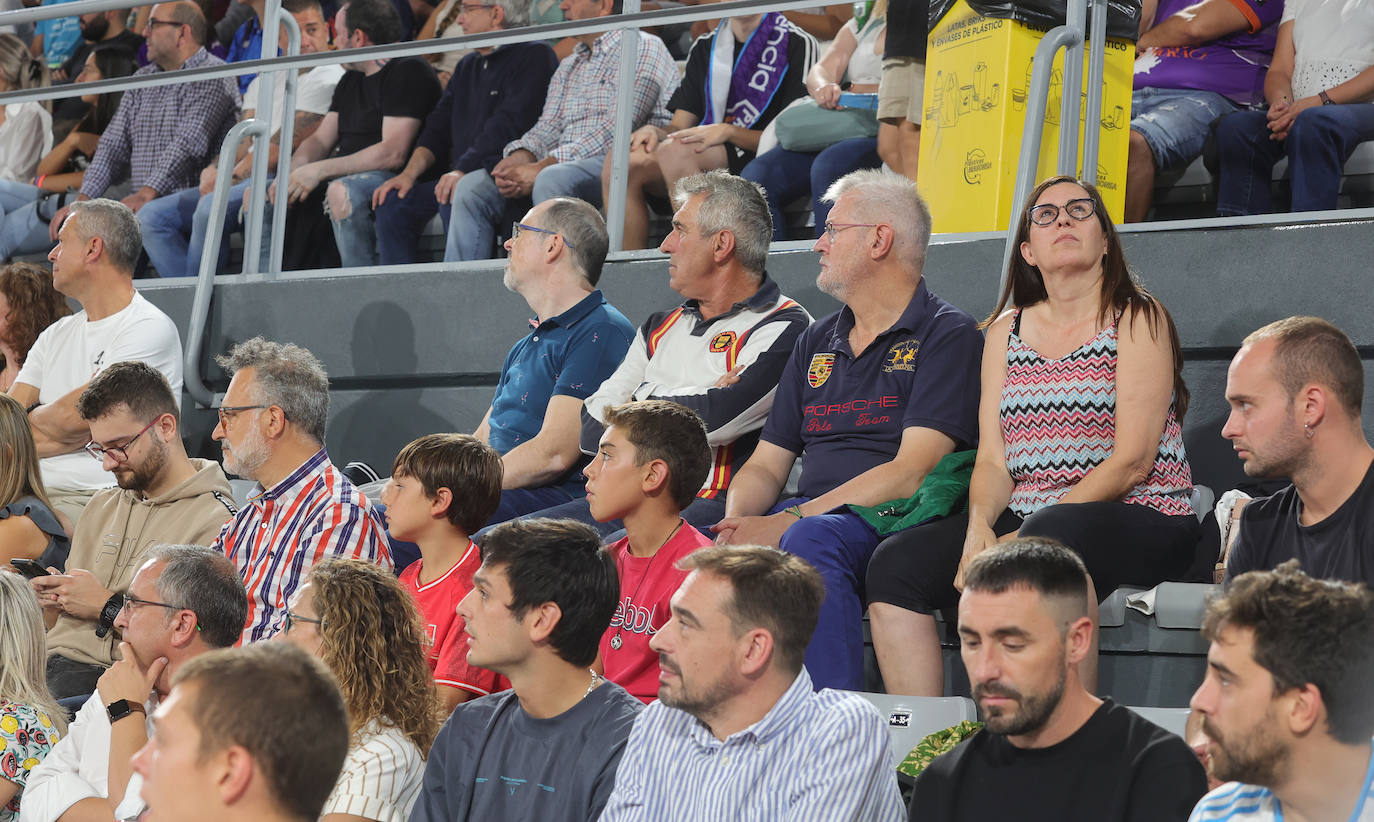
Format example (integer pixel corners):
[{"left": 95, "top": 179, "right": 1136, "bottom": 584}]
[
  {"left": 1189, "top": 739, "right": 1374, "bottom": 822},
  {"left": 599, "top": 668, "right": 905, "bottom": 822}
]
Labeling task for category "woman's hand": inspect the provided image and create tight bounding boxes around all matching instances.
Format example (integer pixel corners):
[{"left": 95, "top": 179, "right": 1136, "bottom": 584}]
[
  {"left": 811, "top": 81, "right": 842, "bottom": 109},
  {"left": 954, "top": 522, "right": 1001, "bottom": 592}
]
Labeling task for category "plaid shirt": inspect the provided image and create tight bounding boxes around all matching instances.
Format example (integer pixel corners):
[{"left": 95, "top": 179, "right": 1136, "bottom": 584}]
[
  {"left": 81, "top": 48, "right": 240, "bottom": 199},
  {"left": 211, "top": 449, "right": 390, "bottom": 644},
  {"left": 506, "top": 29, "right": 677, "bottom": 162}
]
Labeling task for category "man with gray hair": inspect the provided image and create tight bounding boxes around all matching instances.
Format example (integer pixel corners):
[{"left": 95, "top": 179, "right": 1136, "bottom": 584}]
[
  {"left": 7, "top": 199, "right": 182, "bottom": 528},
  {"left": 21, "top": 544, "right": 249, "bottom": 822},
  {"left": 714, "top": 169, "right": 983, "bottom": 691},
  {"left": 370, "top": 0, "right": 559, "bottom": 264},
  {"left": 208, "top": 337, "right": 388, "bottom": 644},
  {"left": 523, "top": 171, "right": 812, "bottom": 535}
]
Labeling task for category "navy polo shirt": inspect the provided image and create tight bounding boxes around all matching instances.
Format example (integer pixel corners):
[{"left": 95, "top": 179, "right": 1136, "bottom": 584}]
[
  {"left": 761, "top": 280, "right": 983, "bottom": 499},
  {"left": 488, "top": 289, "right": 635, "bottom": 456}
]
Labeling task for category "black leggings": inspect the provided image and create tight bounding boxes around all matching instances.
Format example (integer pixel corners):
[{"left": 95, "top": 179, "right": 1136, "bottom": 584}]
[{"left": 866, "top": 501, "right": 1201, "bottom": 614}]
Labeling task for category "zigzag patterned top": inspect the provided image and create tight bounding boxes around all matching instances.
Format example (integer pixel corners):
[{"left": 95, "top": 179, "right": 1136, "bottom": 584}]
[{"left": 1001, "top": 310, "right": 1193, "bottom": 517}]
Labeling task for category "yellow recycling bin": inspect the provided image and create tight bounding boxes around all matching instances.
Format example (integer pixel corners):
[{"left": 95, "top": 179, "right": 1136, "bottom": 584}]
[{"left": 917, "top": 0, "right": 1135, "bottom": 234}]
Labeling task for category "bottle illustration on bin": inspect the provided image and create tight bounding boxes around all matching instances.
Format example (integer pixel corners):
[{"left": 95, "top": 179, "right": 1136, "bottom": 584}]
[
  {"left": 924, "top": 62, "right": 1002, "bottom": 126},
  {"left": 1010, "top": 59, "right": 1126, "bottom": 129}
]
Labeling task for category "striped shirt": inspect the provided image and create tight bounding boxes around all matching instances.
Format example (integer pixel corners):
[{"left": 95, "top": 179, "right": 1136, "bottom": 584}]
[
  {"left": 321, "top": 721, "right": 425, "bottom": 822},
  {"left": 212, "top": 449, "right": 390, "bottom": 644},
  {"left": 81, "top": 48, "right": 240, "bottom": 199},
  {"left": 599, "top": 669, "right": 905, "bottom": 822},
  {"left": 506, "top": 29, "right": 677, "bottom": 163},
  {"left": 1190, "top": 741, "right": 1374, "bottom": 821}
]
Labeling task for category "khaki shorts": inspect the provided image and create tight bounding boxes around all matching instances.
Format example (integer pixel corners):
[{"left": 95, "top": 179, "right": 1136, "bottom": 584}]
[
  {"left": 878, "top": 57, "right": 926, "bottom": 126},
  {"left": 46, "top": 486, "right": 102, "bottom": 532}
]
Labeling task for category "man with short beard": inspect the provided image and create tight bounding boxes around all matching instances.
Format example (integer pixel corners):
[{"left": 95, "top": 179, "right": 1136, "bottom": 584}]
[
  {"left": 208, "top": 337, "right": 388, "bottom": 644},
  {"left": 1222, "top": 317, "right": 1374, "bottom": 586},
  {"left": 600, "top": 544, "right": 903, "bottom": 821},
  {"left": 29, "top": 361, "right": 237, "bottom": 700},
  {"left": 1189, "top": 562, "right": 1374, "bottom": 822},
  {"left": 909, "top": 539, "right": 1207, "bottom": 821}
]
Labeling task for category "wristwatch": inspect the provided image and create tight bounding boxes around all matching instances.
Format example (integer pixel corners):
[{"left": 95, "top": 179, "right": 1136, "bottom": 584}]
[
  {"left": 1319, "top": 90, "right": 1335, "bottom": 105},
  {"left": 95, "top": 593, "right": 124, "bottom": 638},
  {"left": 106, "top": 699, "right": 146, "bottom": 724}
]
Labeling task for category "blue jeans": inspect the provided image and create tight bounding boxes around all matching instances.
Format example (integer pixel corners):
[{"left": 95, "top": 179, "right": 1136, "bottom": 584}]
[
  {"left": 1130, "top": 86, "right": 1240, "bottom": 171},
  {"left": 0, "top": 180, "right": 50, "bottom": 260},
  {"left": 1215, "top": 104, "right": 1374, "bottom": 215},
  {"left": 444, "top": 156, "right": 605, "bottom": 261},
  {"left": 741, "top": 138, "right": 882, "bottom": 241},
  {"left": 374, "top": 178, "right": 451, "bottom": 265},
  {"left": 140, "top": 187, "right": 203, "bottom": 278},
  {"left": 771, "top": 496, "right": 884, "bottom": 692},
  {"left": 327, "top": 170, "right": 391, "bottom": 268}
]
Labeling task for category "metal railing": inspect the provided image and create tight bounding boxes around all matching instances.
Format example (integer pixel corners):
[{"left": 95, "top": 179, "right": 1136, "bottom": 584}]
[{"left": 997, "top": 0, "right": 1110, "bottom": 295}]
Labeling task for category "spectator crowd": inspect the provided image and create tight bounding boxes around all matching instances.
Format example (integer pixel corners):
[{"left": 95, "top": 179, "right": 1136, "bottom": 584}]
[{"left": 0, "top": 0, "right": 1372, "bottom": 819}]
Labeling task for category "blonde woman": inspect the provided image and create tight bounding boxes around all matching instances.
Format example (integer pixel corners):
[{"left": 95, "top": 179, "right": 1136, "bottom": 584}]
[
  {"left": 0, "top": 570, "right": 67, "bottom": 821},
  {"left": 0, "top": 34, "right": 51, "bottom": 184},
  {"left": 0, "top": 394, "right": 68, "bottom": 571},
  {"left": 281, "top": 558, "right": 438, "bottom": 822}
]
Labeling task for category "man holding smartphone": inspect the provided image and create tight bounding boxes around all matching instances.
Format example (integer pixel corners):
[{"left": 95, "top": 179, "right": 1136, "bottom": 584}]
[{"left": 29, "top": 362, "right": 236, "bottom": 700}]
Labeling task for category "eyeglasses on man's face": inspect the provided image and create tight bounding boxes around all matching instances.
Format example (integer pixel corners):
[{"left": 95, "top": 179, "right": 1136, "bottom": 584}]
[
  {"left": 1027, "top": 197, "right": 1096, "bottom": 226},
  {"left": 121, "top": 593, "right": 184, "bottom": 614},
  {"left": 214, "top": 404, "right": 270, "bottom": 428},
  {"left": 85, "top": 416, "right": 161, "bottom": 463},
  {"left": 822, "top": 221, "right": 879, "bottom": 243},
  {"left": 512, "top": 222, "right": 576, "bottom": 249}
]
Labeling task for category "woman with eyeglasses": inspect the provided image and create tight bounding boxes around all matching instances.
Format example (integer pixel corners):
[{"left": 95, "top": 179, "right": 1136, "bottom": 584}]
[
  {"left": 0, "top": 570, "right": 67, "bottom": 821},
  {"left": 280, "top": 558, "right": 437, "bottom": 822},
  {"left": 865, "top": 176, "right": 1200, "bottom": 696},
  {"left": 0, "top": 393, "right": 70, "bottom": 572}
]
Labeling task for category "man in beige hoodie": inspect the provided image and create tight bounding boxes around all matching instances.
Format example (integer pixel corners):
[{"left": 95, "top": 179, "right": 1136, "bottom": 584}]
[{"left": 31, "top": 361, "right": 237, "bottom": 700}]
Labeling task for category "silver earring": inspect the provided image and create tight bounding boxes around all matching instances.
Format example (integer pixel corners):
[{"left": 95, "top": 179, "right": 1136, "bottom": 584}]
[{"left": 1304, "top": 422, "right": 1315, "bottom": 438}]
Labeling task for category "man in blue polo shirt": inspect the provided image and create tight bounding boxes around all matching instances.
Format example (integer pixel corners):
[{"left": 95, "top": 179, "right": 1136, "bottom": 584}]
[
  {"left": 477, "top": 196, "right": 635, "bottom": 525},
  {"left": 715, "top": 169, "right": 982, "bottom": 692}
]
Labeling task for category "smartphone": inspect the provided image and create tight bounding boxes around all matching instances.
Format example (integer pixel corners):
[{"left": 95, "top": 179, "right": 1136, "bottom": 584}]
[{"left": 10, "top": 559, "right": 50, "bottom": 579}]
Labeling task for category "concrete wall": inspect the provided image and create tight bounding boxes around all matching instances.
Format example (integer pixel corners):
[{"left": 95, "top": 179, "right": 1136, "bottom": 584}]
[{"left": 140, "top": 214, "right": 1374, "bottom": 492}]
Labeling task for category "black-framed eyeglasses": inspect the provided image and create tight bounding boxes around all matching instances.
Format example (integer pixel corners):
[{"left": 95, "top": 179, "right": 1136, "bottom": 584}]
[
  {"left": 84, "top": 416, "right": 161, "bottom": 463},
  {"left": 512, "top": 222, "right": 575, "bottom": 249},
  {"left": 214, "top": 404, "right": 269, "bottom": 427},
  {"left": 146, "top": 17, "right": 186, "bottom": 28},
  {"left": 121, "top": 593, "right": 185, "bottom": 613},
  {"left": 1028, "top": 197, "right": 1096, "bottom": 226},
  {"left": 822, "top": 221, "right": 879, "bottom": 243},
  {"left": 284, "top": 611, "right": 327, "bottom": 633}
]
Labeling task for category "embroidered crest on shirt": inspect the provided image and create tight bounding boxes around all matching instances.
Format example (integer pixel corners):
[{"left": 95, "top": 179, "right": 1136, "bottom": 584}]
[
  {"left": 709, "top": 330, "right": 737, "bottom": 353},
  {"left": 807, "top": 353, "right": 835, "bottom": 388},
  {"left": 883, "top": 340, "right": 919, "bottom": 373}
]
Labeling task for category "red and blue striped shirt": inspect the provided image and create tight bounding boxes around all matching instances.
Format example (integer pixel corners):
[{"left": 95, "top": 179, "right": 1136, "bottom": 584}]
[{"left": 212, "top": 449, "right": 390, "bottom": 644}]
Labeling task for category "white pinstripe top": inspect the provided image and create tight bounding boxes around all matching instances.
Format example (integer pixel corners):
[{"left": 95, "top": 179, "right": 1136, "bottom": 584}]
[
  {"left": 599, "top": 669, "right": 905, "bottom": 822},
  {"left": 321, "top": 721, "right": 425, "bottom": 822}
]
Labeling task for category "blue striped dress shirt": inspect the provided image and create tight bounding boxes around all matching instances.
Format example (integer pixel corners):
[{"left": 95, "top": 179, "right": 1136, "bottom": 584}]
[{"left": 599, "top": 669, "right": 905, "bottom": 822}]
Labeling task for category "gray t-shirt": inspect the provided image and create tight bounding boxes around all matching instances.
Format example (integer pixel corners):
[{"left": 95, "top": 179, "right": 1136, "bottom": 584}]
[{"left": 409, "top": 681, "right": 642, "bottom": 822}]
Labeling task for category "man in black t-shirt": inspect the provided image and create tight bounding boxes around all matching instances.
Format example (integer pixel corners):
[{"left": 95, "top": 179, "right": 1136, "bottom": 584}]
[
  {"left": 876, "top": 0, "right": 927, "bottom": 181},
  {"left": 909, "top": 539, "right": 1207, "bottom": 822},
  {"left": 267, "top": 0, "right": 441, "bottom": 269},
  {"left": 1223, "top": 317, "right": 1374, "bottom": 587},
  {"left": 603, "top": 10, "right": 816, "bottom": 249}
]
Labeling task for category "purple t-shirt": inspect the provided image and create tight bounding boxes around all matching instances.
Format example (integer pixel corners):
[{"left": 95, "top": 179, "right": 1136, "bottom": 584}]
[
  {"left": 760, "top": 281, "right": 982, "bottom": 499},
  {"left": 1133, "top": 0, "right": 1284, "bottom": 105}
]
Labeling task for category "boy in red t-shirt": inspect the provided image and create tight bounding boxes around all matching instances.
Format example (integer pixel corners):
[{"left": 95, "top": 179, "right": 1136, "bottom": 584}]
[
  {"left": 586, "top": 400, "right": 714, "bottom": 702},
  {"left": 383, "top": 433, "right": 508, "bottom": 711}
]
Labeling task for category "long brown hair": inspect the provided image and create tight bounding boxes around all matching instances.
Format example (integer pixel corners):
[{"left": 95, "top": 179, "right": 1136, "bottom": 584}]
[
  {"left": 307, "top": 559, "right": 440, "bottom": 755},
  {"left": 0, "top": 393, "right": 50, "bottom": 510},
  {"left": 986, "top": 175, "right": 1189, "bottom": 421}
]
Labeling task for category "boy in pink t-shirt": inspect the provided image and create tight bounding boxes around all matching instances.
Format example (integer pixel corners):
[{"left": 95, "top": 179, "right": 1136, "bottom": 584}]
[
  {"left": 586, "top": 400, "right": 714, "bottom": 702},
  {"left": 383, "top": 434, "right": 509, "bottom": 711}
]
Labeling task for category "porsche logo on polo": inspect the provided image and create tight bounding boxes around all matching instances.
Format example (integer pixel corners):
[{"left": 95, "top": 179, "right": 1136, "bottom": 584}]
[
  {"left": 807, "top": 353, "right": 835, "bottom": 388},
  {"left": 883, "top": 340, "right": 919, "bottom": 373},
  {"left": 709, "top": 331, "right": 737, "bottom": 353}
]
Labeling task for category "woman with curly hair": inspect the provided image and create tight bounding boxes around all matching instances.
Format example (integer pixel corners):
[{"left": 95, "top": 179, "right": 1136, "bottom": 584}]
[
  {"left": 281, "top": 558, "right": 438, "bottom": 822},
  {"left": 0, "top": 394, "right": 69, "bottom": 571},
  {"left": 0, "top": 263, "right": 70, "bottom": 392},
  {"left": 0, "top": 570, "right": 67, "bottom": 821}
]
